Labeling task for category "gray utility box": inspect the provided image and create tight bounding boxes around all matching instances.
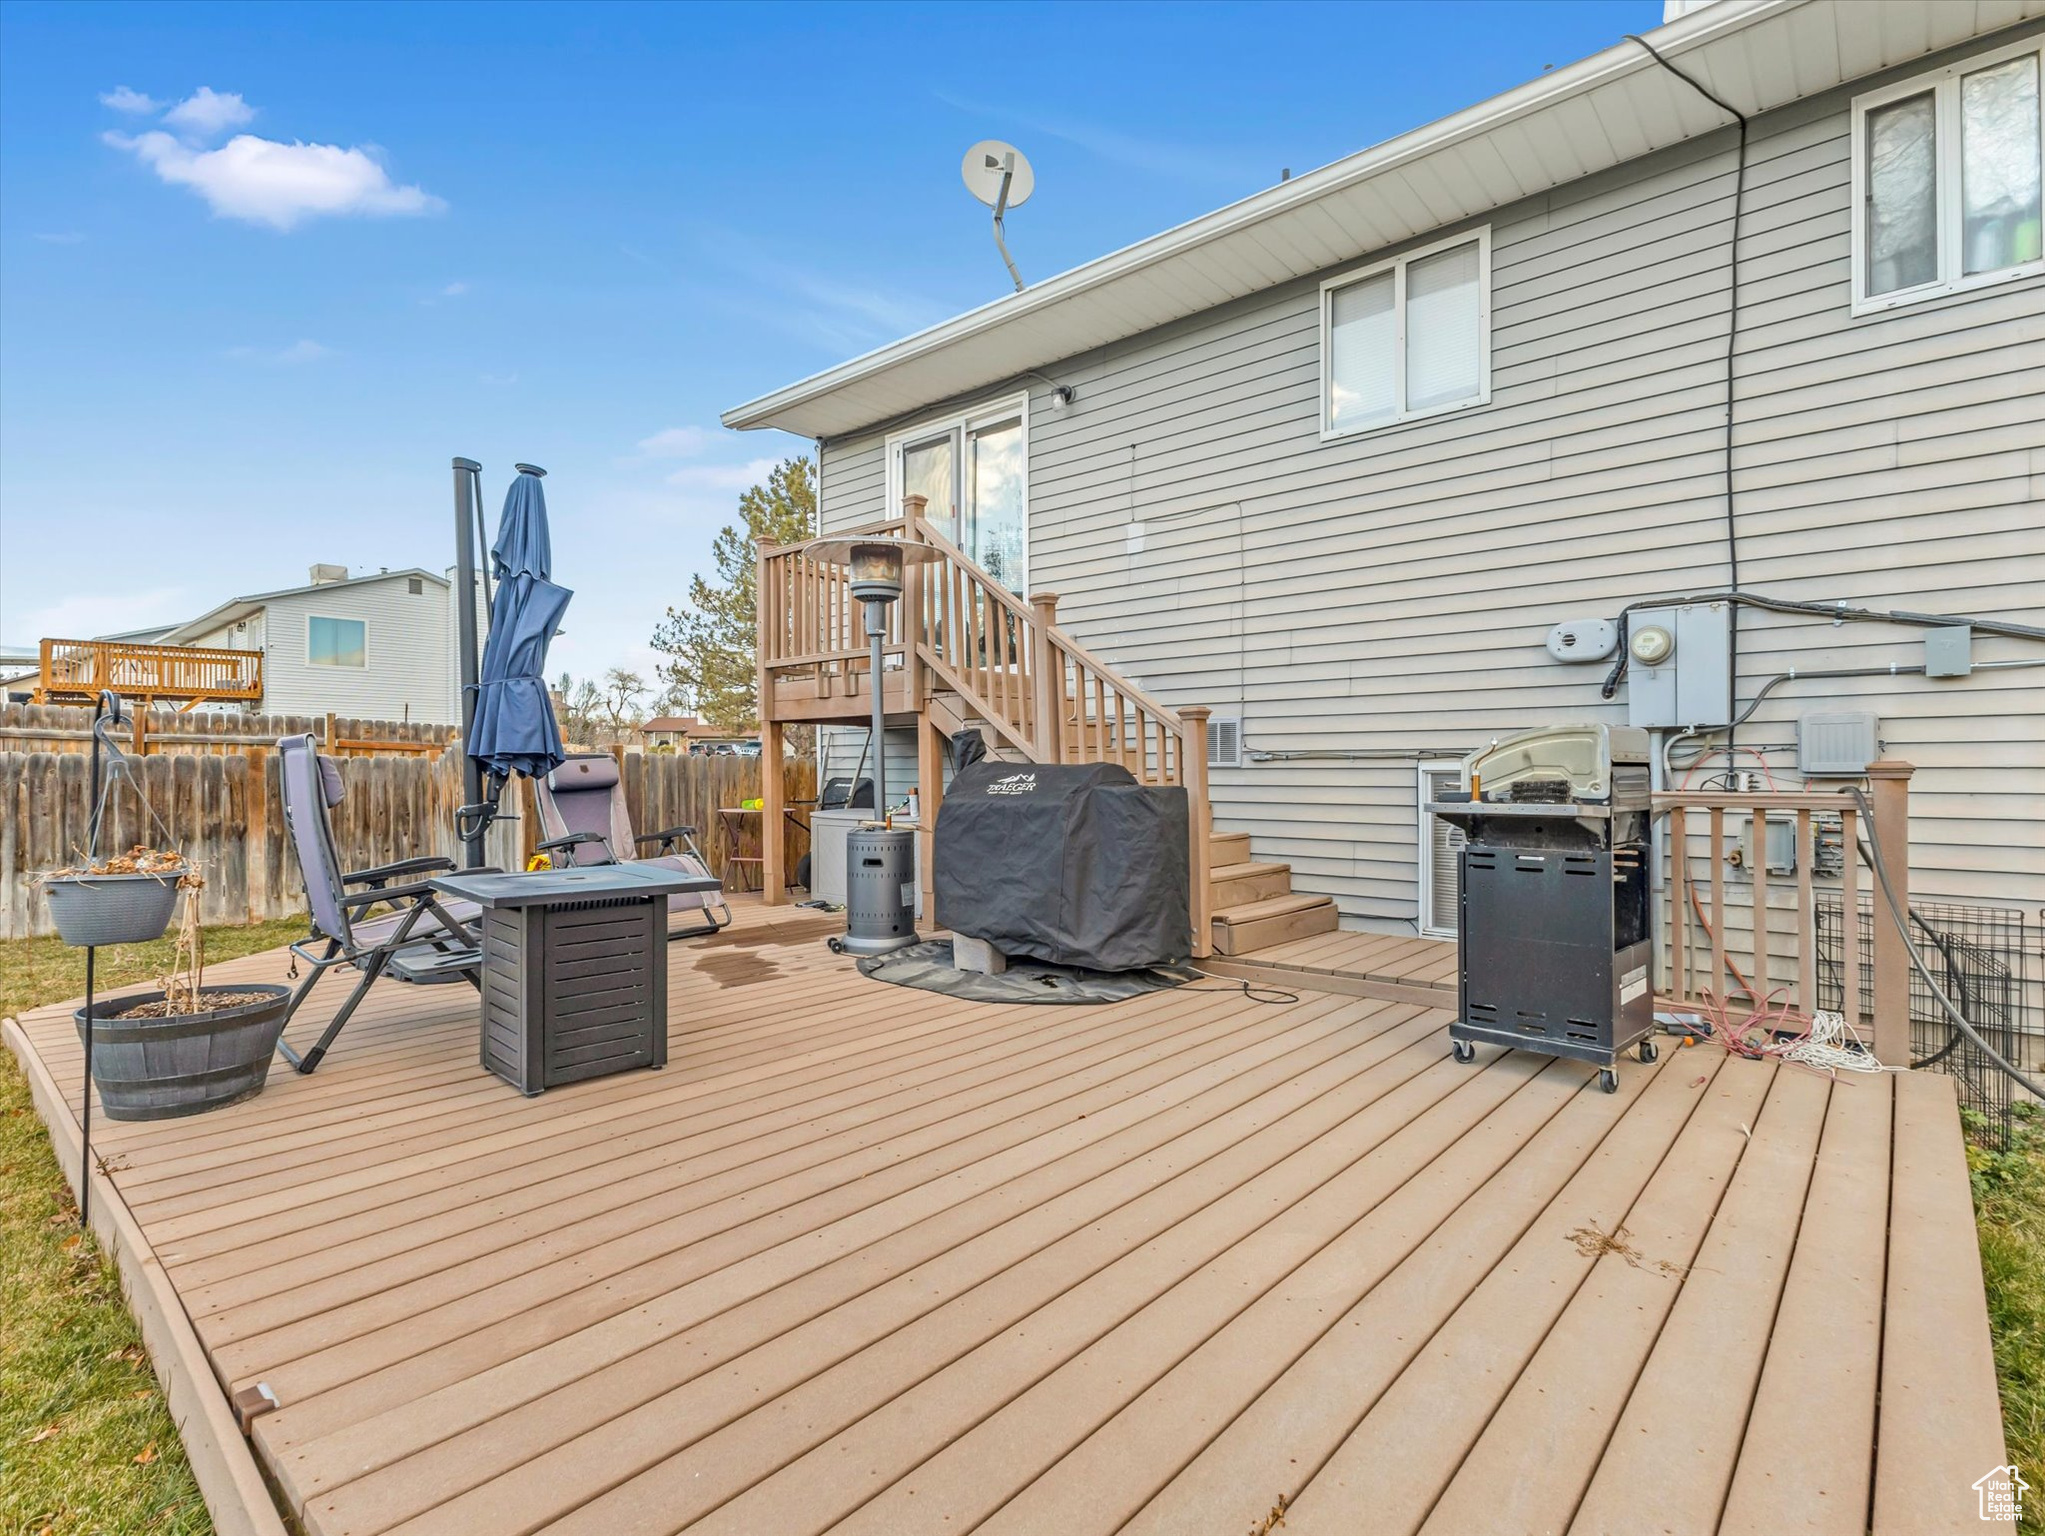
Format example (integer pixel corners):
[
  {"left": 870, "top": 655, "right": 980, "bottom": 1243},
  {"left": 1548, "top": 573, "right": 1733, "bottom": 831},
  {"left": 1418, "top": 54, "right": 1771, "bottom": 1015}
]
[{"left": 479, "top": 897, "right": 668, "bottom": 1095}]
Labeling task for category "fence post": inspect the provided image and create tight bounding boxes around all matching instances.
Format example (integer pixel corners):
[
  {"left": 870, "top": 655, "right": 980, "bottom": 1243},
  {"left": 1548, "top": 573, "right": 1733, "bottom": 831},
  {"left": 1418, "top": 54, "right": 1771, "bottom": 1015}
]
[
  {"left": 1029, "top": 593, "right": 1061, "bottom": 763},
  {"left": 1866, "top": 759, "right": 1915, "bottom": 1068}
]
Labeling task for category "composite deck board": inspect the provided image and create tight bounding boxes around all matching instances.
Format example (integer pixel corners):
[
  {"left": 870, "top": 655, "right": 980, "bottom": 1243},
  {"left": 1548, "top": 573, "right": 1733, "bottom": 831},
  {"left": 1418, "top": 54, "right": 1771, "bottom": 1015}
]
[
  {"left": 3, "top": 896, "right": 2006, "bottom": 1535},
  {"left": 1222, "top": 927, "right": 1460, "bottom": 999}
]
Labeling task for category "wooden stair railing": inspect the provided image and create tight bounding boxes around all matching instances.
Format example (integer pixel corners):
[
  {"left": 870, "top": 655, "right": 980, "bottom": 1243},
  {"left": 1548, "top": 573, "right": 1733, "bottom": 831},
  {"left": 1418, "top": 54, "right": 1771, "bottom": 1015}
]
[{"left": 755, "top": 497, "right": 1218, "bottom": 951}]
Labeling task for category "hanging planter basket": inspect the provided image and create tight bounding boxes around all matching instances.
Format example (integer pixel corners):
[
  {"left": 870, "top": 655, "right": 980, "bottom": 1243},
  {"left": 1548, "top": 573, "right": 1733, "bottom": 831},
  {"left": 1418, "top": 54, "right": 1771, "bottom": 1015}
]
[{"left": 46, "top": 868, "right": 184, "bottom": 947}]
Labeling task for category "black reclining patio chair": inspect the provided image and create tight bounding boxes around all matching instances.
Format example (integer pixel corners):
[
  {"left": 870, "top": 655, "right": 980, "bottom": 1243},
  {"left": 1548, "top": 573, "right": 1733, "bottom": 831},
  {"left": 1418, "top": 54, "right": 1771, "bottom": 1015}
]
[{"left": 275, "top": 733, "right": 488, "bottom": 1073}]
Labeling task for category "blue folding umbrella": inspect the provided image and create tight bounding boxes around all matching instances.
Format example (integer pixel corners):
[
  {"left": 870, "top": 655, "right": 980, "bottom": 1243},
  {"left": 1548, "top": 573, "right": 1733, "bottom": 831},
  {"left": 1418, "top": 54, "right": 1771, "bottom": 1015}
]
[{"left": 467, "top": 467, "right": 571, "bottom": 787}]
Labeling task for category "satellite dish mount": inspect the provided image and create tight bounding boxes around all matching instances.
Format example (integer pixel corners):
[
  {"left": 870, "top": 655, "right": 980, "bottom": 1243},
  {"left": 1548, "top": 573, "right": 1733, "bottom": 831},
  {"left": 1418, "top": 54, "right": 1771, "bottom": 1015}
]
[{"left": 962, "top": 140, "right": 1034, "bottom": 294}]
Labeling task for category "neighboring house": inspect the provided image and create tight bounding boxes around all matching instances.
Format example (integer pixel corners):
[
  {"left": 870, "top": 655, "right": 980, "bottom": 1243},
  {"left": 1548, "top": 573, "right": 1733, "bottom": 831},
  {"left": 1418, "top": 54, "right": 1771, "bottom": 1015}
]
[
  {"left": 641, "top": 715, "right": 757, "bottom": 752},
  {"left": 726, "top": 0, "right": 2045, "bottom": 937},
  {"left": 154, "top": 564, "right": 470, "bottom": 724}
]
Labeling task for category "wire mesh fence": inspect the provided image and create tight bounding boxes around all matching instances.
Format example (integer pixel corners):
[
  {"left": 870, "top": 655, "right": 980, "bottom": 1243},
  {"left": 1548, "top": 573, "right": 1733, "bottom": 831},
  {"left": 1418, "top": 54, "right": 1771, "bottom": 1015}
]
[{"left": 1815, "top": 895, "right": 2043, "bottom": 1146}]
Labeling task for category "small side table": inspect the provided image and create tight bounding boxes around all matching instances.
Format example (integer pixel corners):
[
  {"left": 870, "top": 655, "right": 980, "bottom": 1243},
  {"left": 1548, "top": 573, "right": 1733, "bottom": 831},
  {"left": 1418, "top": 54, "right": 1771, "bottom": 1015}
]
[
  {"left": 431, "top": 865, "right": 716, "bottom": 1095},
  {"left": 714, "top": 806, "right": 810, "bottom": 892}
]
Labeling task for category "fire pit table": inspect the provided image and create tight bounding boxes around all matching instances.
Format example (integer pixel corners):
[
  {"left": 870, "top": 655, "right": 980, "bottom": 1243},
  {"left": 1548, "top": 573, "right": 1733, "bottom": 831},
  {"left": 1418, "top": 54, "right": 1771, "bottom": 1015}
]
[{"left": 430, "top": 864, "right": 717, "bottom": 1095}]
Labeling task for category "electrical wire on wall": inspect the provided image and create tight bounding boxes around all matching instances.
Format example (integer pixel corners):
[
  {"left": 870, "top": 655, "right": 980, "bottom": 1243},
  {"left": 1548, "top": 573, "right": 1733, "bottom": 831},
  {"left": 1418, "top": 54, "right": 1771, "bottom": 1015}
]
[{"left": 1625, "top": 33, "right": 1749, "bottom": 750}]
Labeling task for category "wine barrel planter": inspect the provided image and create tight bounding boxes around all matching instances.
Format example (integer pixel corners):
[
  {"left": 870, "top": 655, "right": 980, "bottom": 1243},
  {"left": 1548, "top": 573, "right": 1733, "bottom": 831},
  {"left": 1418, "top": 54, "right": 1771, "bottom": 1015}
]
[
  {"left": 74, "top": 984, "right": 293, "bottom": 1121},
  {"left": 45, "top": 871, "right": 183, "bottom": 947}
]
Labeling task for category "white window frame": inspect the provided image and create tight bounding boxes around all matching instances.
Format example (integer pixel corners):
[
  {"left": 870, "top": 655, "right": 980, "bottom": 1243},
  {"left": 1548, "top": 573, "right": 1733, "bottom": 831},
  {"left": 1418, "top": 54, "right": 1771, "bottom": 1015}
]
[
  {"left": 1416, "top": 760, "right": 1467, "bottom": 940},
  {"left": 883, "top": 391, "right": 1031, "bottom": 589},
  {"left": 1850, "top": 36, "right": 2045, "bottom": 316},
  {"left": 1319, "top": 226, "right": 1492, "bottom": 441},
  {"left": 305, "top": 613, "right": 368, "bottom": 670}
]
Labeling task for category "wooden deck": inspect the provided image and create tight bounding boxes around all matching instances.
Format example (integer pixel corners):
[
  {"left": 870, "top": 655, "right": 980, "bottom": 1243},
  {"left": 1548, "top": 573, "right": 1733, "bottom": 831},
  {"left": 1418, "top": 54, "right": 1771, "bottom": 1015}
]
[
  {"left": 1211, "top": 925, "right": 1460, "bottom": 1006},
  {"left": 5, "top": 897, "right": 2013, "bottom": 1536}
]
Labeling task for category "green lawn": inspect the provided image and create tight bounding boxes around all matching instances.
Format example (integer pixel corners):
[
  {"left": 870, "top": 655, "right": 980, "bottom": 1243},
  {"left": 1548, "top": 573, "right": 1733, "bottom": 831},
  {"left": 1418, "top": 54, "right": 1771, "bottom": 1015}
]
[
  {"left": 0, "top": 919, "right": 2038, "bottom": 1531},
  {"left": 1, "top": 917, "right": 299, "bottom": 1536},
  {"left": 1970, "top": 1102, "right": 2045, "bottom": 1534}
]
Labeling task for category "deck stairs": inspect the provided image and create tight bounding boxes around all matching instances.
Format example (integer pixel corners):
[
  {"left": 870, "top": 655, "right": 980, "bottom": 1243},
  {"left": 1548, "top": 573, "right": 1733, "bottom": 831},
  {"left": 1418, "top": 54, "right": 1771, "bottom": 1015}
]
[{"left": 756, "top": 496, "right": 1341, "bottom": 957}]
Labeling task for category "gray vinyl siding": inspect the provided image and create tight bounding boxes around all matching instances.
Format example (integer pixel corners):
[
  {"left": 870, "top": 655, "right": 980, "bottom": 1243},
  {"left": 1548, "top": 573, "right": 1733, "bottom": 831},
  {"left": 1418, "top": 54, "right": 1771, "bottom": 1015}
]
[
  {"left": 260, "top": 576, "right": 457, "bottom": 723},
  {"left": 817, "top": 24, "right": 2045, "bottom": 930}
]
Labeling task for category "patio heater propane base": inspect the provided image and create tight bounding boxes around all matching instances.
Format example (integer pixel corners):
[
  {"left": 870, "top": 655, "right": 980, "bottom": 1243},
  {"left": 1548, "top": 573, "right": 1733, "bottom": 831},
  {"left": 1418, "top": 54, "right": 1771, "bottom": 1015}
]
[{"left": 832, "top": 826, "right": 918, "bottom": 958}]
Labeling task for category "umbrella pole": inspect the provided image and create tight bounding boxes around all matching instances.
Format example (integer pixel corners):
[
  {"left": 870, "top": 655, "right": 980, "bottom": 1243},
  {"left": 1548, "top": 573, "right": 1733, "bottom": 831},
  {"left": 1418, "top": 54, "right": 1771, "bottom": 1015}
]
[{"left": 453, "top": 457, "right": 486, "bottom": 868}]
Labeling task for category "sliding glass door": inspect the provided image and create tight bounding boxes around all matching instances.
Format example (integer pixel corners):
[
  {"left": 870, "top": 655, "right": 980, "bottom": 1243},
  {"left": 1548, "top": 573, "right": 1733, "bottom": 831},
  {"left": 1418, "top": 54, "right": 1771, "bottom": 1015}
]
[{"left": 890, "top": 396, "right": 1029, "bottom": 595}]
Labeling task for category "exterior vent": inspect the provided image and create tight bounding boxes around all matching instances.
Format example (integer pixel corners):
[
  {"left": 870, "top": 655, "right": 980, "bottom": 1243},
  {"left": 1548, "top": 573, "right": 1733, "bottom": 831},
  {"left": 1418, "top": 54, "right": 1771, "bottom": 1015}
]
[
  {"left": 308, "top": 563, "right": 348, "bottom": 586},
  {"left": 1419, "top": 763, "right": 1465, "bottom": 938},
  {"left": 408, "top": 576, "right": 424, "bottom": 595},
  {"left": 1206, "top": 714, "right": 1242, "bottom": 768},
  {"left": 1798, "top": 712, "right": 1880, "bottom": 777}
]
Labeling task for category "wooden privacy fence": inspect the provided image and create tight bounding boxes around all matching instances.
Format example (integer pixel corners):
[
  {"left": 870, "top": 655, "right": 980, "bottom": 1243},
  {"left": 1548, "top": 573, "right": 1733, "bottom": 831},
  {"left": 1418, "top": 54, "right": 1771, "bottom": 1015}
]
[
  {"left": 0, "top": 702, "right": 455, "bottom": 758},
  {"left": 0, "top": 742, "right": 814, "bottom": 940}
]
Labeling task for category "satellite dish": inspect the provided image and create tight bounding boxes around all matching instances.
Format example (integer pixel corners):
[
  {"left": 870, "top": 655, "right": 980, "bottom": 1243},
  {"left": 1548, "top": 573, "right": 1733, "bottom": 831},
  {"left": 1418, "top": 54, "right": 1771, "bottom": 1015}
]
[{"left": 961, "top": 140, "right": 1034, "bottom": 209}]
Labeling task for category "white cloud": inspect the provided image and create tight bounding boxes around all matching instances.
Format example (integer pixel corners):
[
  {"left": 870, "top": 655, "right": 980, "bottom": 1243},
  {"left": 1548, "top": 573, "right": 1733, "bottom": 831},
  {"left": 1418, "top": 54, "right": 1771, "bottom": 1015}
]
[
  {"left": 163, "top": 86, "right": 254, "bottom": 139},
  {"left": 441, "top": 280, "right": 467, "bottom": 297},
  {"left": 636, "top": 426, "right": 714, "bottom": 459},
  {"left": 105, "top": 129, "right": 444, "bottom": 230},
  {"left": 227, "top": 338, "right": 330, "bottom": 364},
  {"left": 665, "top": 457, "right": 777, "bottom": 493},
  {"left": 100, "top": 85, "right": 160, "bottom": 114},
  {"left": 34, "top": 231, "right": 85, "bottom": 244}
]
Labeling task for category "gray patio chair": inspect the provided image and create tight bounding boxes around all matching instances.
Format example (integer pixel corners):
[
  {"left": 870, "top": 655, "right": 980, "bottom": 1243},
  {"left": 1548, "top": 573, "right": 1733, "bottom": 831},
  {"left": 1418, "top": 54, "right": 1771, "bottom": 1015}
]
[
  {"left": 275, "top": 734, "right": 488, "bottom": 1073},
  {"left": 532, "top": 753, "right": 732, "bottom": 938}
]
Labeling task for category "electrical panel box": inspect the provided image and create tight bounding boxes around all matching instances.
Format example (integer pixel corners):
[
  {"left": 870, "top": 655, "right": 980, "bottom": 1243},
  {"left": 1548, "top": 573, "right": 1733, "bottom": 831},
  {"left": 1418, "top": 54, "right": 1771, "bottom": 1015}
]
[
  {"left": 1798, "top": 711, "right": 1880, "bottom": 776},
  {"left": 1738, "top": 814, "right": 1797, "bottom": 876},
  {"left": 1625, "top": 602, "right": 1732, "bottom": 729},
  {"left": 1925, "top": 625, "right": 1973, "bottom": 678}
]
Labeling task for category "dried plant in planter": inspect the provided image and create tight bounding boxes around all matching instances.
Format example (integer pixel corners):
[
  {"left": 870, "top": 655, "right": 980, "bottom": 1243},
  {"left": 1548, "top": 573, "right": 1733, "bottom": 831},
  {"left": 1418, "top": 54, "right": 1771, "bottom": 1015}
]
[
  {"left": 43, "top": 845, "right": 189, "bottom": 880},
  {"left": 108, "top": 873, "right": 252, "bottom": 1019}
]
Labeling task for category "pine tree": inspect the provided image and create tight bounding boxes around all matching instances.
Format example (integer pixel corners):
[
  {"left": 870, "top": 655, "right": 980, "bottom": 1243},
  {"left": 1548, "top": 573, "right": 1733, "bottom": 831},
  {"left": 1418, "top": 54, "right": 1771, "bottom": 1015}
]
[{"left": 651, "top": 456, "right": 816, "bottom": 734}]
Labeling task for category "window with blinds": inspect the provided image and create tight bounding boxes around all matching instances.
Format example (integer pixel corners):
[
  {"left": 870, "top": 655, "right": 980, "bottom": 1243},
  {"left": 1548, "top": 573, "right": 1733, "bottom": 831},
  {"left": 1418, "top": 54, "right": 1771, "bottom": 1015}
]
[
  {"left": 1418, "top": 763, "right": 1465, "bottom": 938},
  {"left": 1322, "top": 228, "right": 1490, "bottom": 438}
]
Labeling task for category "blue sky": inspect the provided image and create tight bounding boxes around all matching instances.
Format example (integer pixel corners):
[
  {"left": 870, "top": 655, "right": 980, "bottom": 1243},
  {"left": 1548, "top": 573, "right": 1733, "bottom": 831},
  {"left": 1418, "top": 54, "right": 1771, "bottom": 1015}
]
[{"left": 0, "top": 0, "right": 1653, "bottom": 684}]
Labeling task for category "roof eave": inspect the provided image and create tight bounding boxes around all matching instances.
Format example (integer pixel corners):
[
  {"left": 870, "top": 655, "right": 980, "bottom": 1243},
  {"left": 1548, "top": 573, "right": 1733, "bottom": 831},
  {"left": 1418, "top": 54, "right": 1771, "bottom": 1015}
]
[{"left": 720, "top": 0, "right": 1796, "bottom": 437}]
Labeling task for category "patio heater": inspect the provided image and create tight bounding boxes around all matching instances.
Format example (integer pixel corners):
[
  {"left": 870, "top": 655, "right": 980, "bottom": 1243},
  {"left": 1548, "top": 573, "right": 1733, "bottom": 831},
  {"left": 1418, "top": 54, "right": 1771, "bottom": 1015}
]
[{"left": 804, "top": 535, "right": 942, "bottom": 957}]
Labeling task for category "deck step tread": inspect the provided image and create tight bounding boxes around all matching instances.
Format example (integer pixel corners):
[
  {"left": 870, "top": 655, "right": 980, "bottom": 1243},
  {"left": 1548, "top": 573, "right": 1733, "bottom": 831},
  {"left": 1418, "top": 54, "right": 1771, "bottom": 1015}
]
[{"left": 1211, "top": 894, "right": 1333, "bottom": 924}]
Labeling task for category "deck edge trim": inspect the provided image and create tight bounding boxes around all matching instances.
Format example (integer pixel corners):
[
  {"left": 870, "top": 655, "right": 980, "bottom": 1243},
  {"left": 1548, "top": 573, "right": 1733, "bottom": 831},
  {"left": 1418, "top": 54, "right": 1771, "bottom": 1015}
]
[{"left": 3, "top": 1014, "right": 292, "bottom": 1536}]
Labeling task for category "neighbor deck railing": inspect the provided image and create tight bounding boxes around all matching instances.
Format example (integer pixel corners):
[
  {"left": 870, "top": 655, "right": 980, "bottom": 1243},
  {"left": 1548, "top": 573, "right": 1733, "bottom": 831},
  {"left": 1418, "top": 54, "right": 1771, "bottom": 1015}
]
[{"left": 37, "top": 637, "right": 262, "bottom": 708}]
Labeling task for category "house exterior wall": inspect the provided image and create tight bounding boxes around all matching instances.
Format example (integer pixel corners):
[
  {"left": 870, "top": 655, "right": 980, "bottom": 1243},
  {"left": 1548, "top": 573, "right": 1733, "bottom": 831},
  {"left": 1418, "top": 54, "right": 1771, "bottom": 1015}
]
[
  {"left": 816, "top": 25, "right": 2045, "bottom": 930},
  {"left": 255, "top": 575, "right": 458, "bottom": 723}
]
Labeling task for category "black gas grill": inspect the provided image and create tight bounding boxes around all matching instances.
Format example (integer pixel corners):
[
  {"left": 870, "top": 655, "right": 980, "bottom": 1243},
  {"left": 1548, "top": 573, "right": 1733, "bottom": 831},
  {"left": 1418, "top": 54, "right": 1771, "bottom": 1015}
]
[{"left": 1427, "top": 724, "right": 1656, "bottom": 1091}]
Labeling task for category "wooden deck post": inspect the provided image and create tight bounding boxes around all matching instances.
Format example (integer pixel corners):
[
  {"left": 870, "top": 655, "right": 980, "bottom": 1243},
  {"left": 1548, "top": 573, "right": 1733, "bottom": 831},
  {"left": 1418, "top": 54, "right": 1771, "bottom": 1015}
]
[
  {"left": 1866, "top": 759, "right": 1915, "bottom": 1068},
  {"left": 901, "top": 495, "right": 929, "bottom": 710},
  {"left": 1180, "top": 705, "right": 1213, "bottom": 960},
  {"left": 917, "top": 713, "right": 944, "bottom": 926},
  {"left": 1029, "top": 592, "right": 1061, "bottom": 763},
  {"left": 760, "top": 719, "right": 787, "bottom": 904}
]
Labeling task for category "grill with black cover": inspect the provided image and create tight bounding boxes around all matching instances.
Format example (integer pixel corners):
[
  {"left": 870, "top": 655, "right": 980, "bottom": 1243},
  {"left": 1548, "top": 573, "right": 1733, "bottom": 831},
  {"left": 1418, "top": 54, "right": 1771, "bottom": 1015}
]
[{"left": 934, "top": 760, "right": 1190, "bottom": 971}]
